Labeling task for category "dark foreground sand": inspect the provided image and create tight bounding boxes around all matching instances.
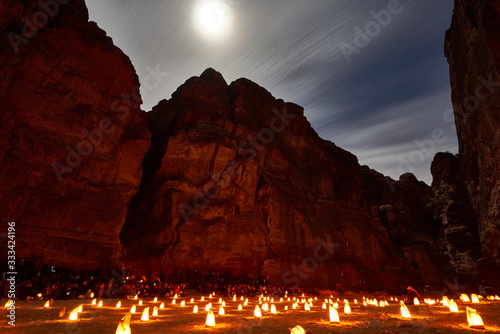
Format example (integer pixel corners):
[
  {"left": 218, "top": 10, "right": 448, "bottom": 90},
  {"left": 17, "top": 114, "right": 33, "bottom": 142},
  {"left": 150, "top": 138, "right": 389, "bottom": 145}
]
[{"left": 1, "top": 293, "right": 500, "bottom": 333}]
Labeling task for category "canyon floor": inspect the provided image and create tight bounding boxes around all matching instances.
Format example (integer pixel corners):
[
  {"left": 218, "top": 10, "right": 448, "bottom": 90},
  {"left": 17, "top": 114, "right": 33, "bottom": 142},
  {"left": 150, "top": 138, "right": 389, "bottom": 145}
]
[{"left": 1, "top": 292, "right": 500, "bottom": 333}]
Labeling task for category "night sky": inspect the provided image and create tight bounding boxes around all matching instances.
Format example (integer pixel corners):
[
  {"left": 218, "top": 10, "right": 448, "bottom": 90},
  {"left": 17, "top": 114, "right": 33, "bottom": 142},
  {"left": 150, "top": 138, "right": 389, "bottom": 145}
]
[{"left": 86, "top": 0, "right": 456, "bottom": 184}]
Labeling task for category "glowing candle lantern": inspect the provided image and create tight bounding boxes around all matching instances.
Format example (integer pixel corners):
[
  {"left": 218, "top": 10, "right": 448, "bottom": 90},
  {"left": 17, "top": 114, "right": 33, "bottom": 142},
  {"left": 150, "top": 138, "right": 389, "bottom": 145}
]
[
  {"left": 449, "top": 300, "right": 459, "bottom": 312},
  {"left": 152, "top": 306, "right": 158, "bottom": 317},
  {"left": 460, "top": 294, "right": 471, "bottom": 302},
  {"left": 77, "top": 304, "right": 83, "bottom": 313},
  {"left": 91, "top": 298, "right": 97, "bottom": 305},
  {"left": 116, "top": 301, "right": 121, "bottom": 308},
  {"left": 354, "top": 299, "right": 358, "bottom": 304},
  {"left": 379, "top": 300, "right": 385, "bottom": 307},
  {"left": 44, "top": 300, "right": 50, "bottom": 308},
  {"left": 284, "top": 305, "right": 288, "bottom": 311},
  {"left": 58, "top": 307, "right": 66, "bottom": 318},
  {"left": 206, "top": 311, "right": 215, "bottom": 327},
  {"left": 172, "top": 299, "right": 176, "bottom": 305},
  {"left": 400, "top": 303, "right": 411, "bottom": 318},
  {"left": 238, "top": 304, "right": 242, "bottom": 311},
  {"left": 37, "top": 293, "right": 43, "bottom": 299},
  {"left": 384, "top": 300, "right": 389, "bottom": 306},
  {"left": 134, "top": 295, "right": 138, "bottom": 300},
  {"left": 271, "top": 304, "right": 277, "bottom": 314},
  {"left": 290, "top": 325, "right": 306, "bottom": 334},
  {"left": 159, "top": 303, "right": 164, "bottom": 309},
  {"left": 201, "top": 296, "right": 204, "bottom": 302},
  {"left": 471, "top": 294, "right": 480, "bottom": 303},
  {"left": 344, "top": 303, "right": 351, "bottom": 314},
  {"left": 130, "top": 305, "right": 136, "bottom": 314},
  {"left": 222, "top": 301, "right": 226, "bottom": 307},
  {"left": 205, "top": 303, "right": 212, "bottom": 312},
  {"left": 218, "top": 305, "right": 225, "bottom": 315},
  {"left": 141, "top": 307, "right": 149, "bottom": 321},
  {"left": 263, "top": 303, "right": 269, "bottom": 311},
  {"left": 209, "top": 294, "right": 212, "bottom": 298},
  {"left": 174, "top": 294, "right": 178, "bottom": 299},
  {"left": 496, "top": 295, "right": 500, "bottom": 300},
  {"left": 233, "top": 295, "right": 236, "bottom": 302},
  {"left": 413, "top": 297, "right": 419, "bottom": 305},
  {"left": 244, "top": 298, "right": 248, "bottom": 306},
  {"left": 280, "top": 298, "right": 284, "bottom": 302},
  {"left": 333, "top": 302, "right": 338, "bottom": 309},
  {"left": 90, "top": 292, "right": 94, "bottom": 298},
  {"left": 98, "top": 300, "right": 103, "bottom": 307},
  {"left": 466, "top": 307, "right": 485, "bottom": 329},
  {"left": 115, "top": 314, "right": 131, "bottom": 334},
  {"left": 181, "top": 300, "right": 186, "bottom": 307},
  {"left": 193, "top": 305, "right": 199, "bottom": 313},
  {"left": 322, "top": 302, "right": 327, "bottom": 309},
  {"left": 190, "top": 298, "right": 194, "bottom": 303},
  {"left": 219, "top": 298, "right": 222, "bottom": 304},
  {"left": 254, "top": 305, "right": 262, "bottom": 317},
  {"left": 363, "top": 300, "right": 367, "bottom": 306},
  {"left": 329, "top": 306, "right": 340, "bottom": 323},
  {"left": 304, "top": 303, "right": 310, "bottom": 311},
  {"left": 153, "top": 297, "right": 158, "bottom": 303},
  {"left": 69, "top": 307, "right": 79, "bottom": 321},
  {"left": 442, "top": 296, "right": 449, "bottom": 307}
]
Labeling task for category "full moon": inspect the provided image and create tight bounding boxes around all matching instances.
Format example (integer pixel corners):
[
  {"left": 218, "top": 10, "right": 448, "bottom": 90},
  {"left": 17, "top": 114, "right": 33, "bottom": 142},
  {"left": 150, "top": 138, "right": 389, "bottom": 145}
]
[{"left": 193, "top": 0, "right": 233, "bottom": 41}]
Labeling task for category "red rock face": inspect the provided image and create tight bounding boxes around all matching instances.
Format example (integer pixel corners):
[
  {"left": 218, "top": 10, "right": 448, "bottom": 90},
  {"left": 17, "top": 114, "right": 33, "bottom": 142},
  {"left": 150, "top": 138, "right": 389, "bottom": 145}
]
[
  {"left": 0, "top": 0, "right": 150, "bottom": 270},
  {"left": 121, "top": 68, "right": 443, "bottom": 292},
  {"left": 445, "top": 0, "right": 500, "bottom": 279}
]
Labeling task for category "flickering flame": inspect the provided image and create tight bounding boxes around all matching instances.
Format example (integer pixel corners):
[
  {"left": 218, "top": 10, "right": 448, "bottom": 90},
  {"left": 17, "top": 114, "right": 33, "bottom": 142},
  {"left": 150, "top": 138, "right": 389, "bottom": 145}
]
[
  {"left": 44, "top": 300, "right": 50, "bottom": 308},
  {"left": 254, "top": 305, "right": 262, "bottom": 317},
  {"left": 77, "top": 304, "right": 83, "bottom": 313},
  {"left": 206, "top": 311, "right": 215, "bottom": 327},
  {"left": 460, "top": 294, "right": 471, "bottom": 302},
  {"left": 141, "top": 307, "right": 149, "bottom": 321},
  {"left": 344, "top": 303, "right": 351, "bottom": 314},
  {"left": 153, "top": 297, "right": 158, "bottom": 303},
  {"left": 471, "top": 294, "right": 480, "bottom": 303},
  {"left": 290, "top": 325, "right": 306, "bottom": 334},
  {"left": 413, "top": 297, "right": 419, "bottom": 305},
  {"left": 449, "top": 300, "right": 459, "bottom": 312},
  {"left": 69, "top": 307, "right": 79, "bottom": 321},
  {"left": 152, "top": 306, "right": 158, "bottom": 316},
  {"left": 115, "top": 314, "right": 131, "bottom": 334},
  {"left": 329, "top": 306, "right": 340, "bottom": 323},
  {"left": 130, "top": 305, "right": 136, "bottom": 314},
  {"left": 466, "top": 307, "right": 485, "bottom": 329},
  {"left": 160, "top": 303, "right": 164, "bottom": 309},
  {"left": 193, "top": 305, "right": 199, "bottom": 313},
  {"left": 271, "top": 304, "right": 277, "bottom": 314},
  {"left": 400, "top": 303, "right": 411, "bottom": 318},
  {"left": 91, "top": 298, "right": 97, "bottom": 305},
  {"left": 218, "top": 305, "right": 225, "bottom": 315},
  {"left": 98, "top": 300, "right": 103, "bottom": 307},
  {"left": 238, "top": 304, "right": 242, "bottom": 311},
  {"left": 181, "top": 300, "right": 186, "bottom": 307},
  {"left": 116, "top": 301, "right": 121, "bottom": 308}
]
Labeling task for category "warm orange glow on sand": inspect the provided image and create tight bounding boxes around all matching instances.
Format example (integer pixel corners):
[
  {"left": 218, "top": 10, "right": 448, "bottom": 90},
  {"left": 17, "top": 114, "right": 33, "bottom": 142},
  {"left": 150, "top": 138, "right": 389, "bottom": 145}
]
[
  {"left": 115, "top": 314, "right": 131, "bottom": 334},
  {"left": 466, "top": 307, "right": 485, "bottom": 329}
]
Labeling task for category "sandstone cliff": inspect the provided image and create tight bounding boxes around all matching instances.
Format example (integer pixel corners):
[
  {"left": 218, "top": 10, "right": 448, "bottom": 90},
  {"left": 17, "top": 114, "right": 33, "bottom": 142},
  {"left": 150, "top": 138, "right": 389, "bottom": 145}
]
[
  {"left": 0, "top": 0, "right": 150, "bottom": 270},
  {"left": 445, "top": 0, "right": 500, "bottom": 285}
]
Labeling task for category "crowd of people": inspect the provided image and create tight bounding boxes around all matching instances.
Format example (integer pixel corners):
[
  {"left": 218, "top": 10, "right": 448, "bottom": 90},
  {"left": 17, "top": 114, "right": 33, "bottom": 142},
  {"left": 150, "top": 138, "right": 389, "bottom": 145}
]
[{"left": 0, "top": 260, "right": 323, "bottom": 301}]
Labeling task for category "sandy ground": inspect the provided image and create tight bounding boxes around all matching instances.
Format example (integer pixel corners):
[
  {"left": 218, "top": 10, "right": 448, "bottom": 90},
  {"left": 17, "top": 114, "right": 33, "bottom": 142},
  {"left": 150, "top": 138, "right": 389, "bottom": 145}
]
[{"left": 1, "top": 293, "right": 500, "bottom": 333}]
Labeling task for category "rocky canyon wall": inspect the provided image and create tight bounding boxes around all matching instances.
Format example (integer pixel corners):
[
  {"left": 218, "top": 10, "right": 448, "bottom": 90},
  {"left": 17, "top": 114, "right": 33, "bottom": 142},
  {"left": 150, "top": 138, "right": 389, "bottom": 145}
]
[
  {"left": 445, "top": 0, "right": 500, "bottom": 285},
  {"left": 0, "top": 0, "right": 150, "bottom": 270}
]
